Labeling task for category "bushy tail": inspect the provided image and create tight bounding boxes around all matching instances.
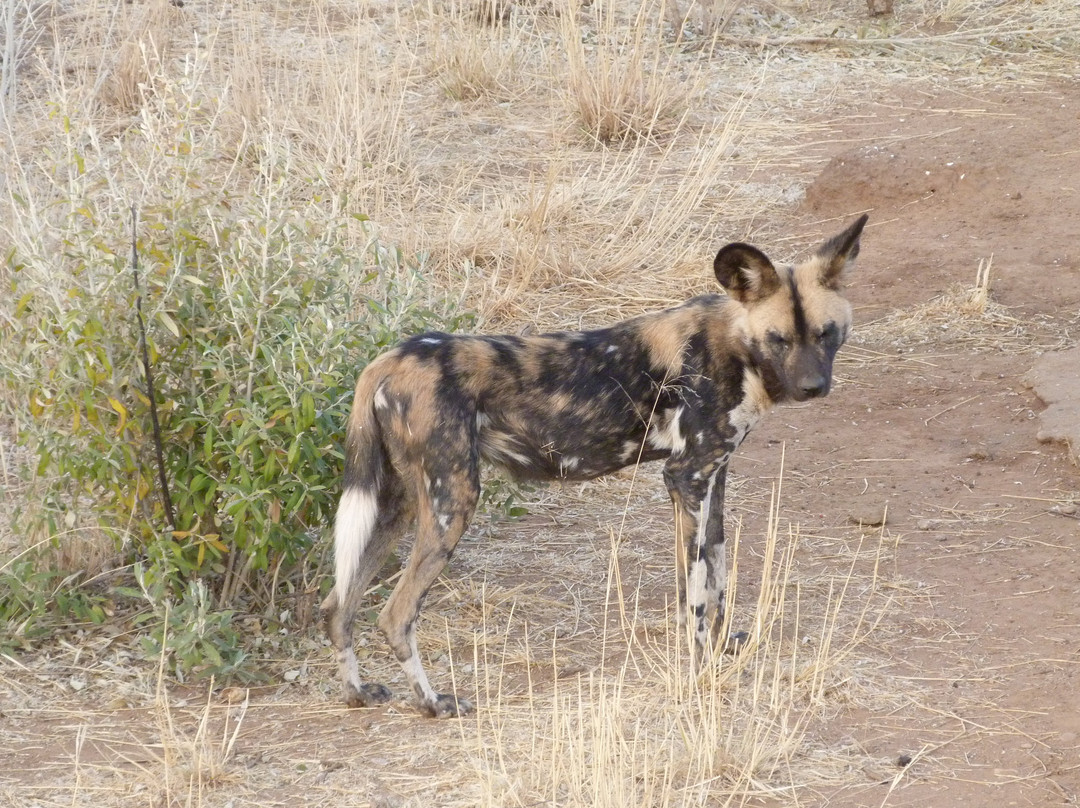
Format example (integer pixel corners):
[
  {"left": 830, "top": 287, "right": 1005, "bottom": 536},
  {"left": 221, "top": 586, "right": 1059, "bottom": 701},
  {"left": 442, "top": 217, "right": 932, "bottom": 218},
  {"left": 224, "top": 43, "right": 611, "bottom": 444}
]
[{"left": 327, "top": 363, "right": 388, "bottom": 610}]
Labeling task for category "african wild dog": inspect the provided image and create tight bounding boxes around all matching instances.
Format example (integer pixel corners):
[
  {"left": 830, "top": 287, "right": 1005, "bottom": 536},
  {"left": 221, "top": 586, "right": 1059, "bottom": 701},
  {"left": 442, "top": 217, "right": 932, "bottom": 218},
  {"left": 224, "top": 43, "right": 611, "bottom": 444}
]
[{"left": 323, "top": 215, "right": 868, "bottom": 718}]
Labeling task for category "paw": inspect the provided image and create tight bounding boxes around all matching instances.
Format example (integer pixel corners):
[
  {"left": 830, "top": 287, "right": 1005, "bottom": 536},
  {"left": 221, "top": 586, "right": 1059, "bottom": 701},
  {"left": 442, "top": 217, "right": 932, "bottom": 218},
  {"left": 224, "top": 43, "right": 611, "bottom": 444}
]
[
  {"left": 722, "top": 630, "right": 750, "bottom": 654},
  {"left": 344, "top": 681, "right": 392, "bottom": 708},
  {"left": 422, "top": 693, "right": 474, "bottom": 719}
]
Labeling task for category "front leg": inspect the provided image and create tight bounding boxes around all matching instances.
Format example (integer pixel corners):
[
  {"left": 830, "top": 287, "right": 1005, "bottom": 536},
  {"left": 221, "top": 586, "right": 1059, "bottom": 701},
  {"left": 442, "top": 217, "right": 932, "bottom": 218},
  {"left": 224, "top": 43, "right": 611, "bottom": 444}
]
[{"left": 664, "top": 452, "right": 739, "bottom": 662}]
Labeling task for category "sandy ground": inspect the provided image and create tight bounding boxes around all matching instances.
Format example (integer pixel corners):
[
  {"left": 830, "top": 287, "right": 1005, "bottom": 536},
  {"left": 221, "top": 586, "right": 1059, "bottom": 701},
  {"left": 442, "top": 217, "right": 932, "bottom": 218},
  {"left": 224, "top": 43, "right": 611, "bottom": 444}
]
[{"left": 781, "top": 80, "right": 1080, "bottom": 806}]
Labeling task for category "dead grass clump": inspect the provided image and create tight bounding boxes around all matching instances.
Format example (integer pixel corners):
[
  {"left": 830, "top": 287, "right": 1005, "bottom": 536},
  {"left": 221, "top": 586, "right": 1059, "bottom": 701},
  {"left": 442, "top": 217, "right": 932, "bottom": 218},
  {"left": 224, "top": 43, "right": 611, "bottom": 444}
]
[
  {"left": 438, "top": 189, "right": 572, "bottom": 322},
  {"left": 858, "top": 256, "right": 1062, "bottom": 353},
  {"left": 145, "top": 689, "right": 247, "bottom": 803},
  {"left": 99, "top": 1, "right": 183, "bottom": 113},
  {"left": 429, "top": 102, "right": 754, "bottom": 329},
  {"left": 462, "top": 472, "right": 899, "bottom": 806},
  {"left": 666, "top": 0, "right": 744, "bottom": 39},
  {"left": 40, "top": 527, "right": 123, "bottom": 582},
  {"left": 560, "top": 0, "right": 691, "bottom": 145},
  {"left": 218, "top": 50, "right": 266, "bottom": 155},
  {"left": 426, "top": 14, "right": 525, "bottom": 102},
  {"left": 125, "top": 647, "right": 249, "bottom": 805}
]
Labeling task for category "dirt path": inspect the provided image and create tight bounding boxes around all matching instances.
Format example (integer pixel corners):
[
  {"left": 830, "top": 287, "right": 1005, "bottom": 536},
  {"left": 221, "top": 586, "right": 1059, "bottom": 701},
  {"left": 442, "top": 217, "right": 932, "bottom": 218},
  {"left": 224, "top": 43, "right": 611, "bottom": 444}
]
[{"left": 756, "top": 79, "right": 1080, "bottom": 805}]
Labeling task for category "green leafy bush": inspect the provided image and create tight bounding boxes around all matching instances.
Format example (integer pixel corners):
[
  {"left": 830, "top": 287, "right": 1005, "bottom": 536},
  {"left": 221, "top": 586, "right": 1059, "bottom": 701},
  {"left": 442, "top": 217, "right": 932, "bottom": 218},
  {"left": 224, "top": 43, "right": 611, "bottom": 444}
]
[
  {"left": 129, "top": 562, "right": 253, "bottom": 683},
  {"left": 1, "top": 182, "right": 474, "bottom": 675},
  {"left": 0, "top": 554, "right": 111, "bottom": 653}
]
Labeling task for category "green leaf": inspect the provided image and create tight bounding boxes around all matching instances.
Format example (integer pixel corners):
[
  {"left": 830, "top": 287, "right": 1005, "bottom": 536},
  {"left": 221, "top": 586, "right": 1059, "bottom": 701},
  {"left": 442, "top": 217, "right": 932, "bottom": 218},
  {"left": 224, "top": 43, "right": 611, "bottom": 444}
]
[
  {"left": 158, "top": 310, "right": 181, "bottom": 339},
  {"left": 14, "top": 292, "right": 33, "bottom": 317}
]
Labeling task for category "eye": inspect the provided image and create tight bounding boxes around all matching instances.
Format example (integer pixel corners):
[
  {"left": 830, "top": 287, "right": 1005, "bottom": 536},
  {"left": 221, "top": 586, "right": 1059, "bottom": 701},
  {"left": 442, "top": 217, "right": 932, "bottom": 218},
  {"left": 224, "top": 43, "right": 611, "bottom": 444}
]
[{"left": 767, "top": 331, "right": 790, "bottom": 350}]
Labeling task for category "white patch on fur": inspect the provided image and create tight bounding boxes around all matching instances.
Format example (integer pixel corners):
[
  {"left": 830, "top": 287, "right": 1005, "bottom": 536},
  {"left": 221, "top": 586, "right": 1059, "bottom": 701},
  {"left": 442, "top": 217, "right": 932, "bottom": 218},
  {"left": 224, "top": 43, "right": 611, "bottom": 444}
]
[
  {"left": 605, "top": 344, "right": 618, "bottom": 354},
  {"left": 479, "top": 430, "right": 533, "bottom": 469},
  {"left": 333, "top": 488, "right": 379, "bottom": 605},
  {"left": 648, "top": 406, "right": 686, "bottom": 456},
  {"left": 707, "top": 543, "right": 727, "bottom": 599},
  {"left": 341, "top": 646, "right": 362, "bottom": 692},
  {"left": 505, "top": 449, "right": 532, "bottom": 466},
  {"left": 559, "top": 455, "right": 580, "bottom": 475},
  {"left": 419, "top": 337, "right": 443, "bottom": 345},
  {"left": 401, "top": 632, "right": 437, "bottom": 704},
  {"left": 687, "top": 465, "right": 722, "bottom": 643},
  {"left": 373, "top": 385, "right": 390, "bottom": 411},
  {"left": 729, "top": 370, "right": 770, "bottom": 446},
  {"left": 687, "top": 560, "right": 708, "bottom": 607},
  {"left": 694, "top": 466, "right": 721, "bottom": 551},
  {"left": 621, "top": 440, "right": 642, "bottom": 463}
]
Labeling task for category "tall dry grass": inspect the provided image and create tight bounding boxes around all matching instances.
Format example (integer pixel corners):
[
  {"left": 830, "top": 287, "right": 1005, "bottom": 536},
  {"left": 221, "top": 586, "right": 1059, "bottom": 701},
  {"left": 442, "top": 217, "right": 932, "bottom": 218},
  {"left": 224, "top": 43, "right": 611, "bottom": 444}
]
[
  {"left": 463, "top": 475, "right": 895, "bottom": 806},
  {"left": 27, "top": 465, "right": 902, "bottom": 807},
  {"left": 4, "top": 0, "right": 1077, "bottom": 330}
]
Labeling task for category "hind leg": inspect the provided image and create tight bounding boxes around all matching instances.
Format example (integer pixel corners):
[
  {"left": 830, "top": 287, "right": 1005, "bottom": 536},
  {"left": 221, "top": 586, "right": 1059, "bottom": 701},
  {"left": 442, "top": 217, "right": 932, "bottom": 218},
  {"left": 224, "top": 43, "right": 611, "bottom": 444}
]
[
  {"left": 378, "top": 468, "right": 479, "bottom": 718},
  {"left": 323, "top": 477, "right": 414, "bottom": 708}
]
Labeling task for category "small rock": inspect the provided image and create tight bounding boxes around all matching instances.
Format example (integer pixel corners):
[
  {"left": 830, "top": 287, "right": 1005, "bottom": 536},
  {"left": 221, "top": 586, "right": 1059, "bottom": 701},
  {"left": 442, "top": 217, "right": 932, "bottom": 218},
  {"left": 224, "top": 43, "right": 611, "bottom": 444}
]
[
  {"left": 1025, "top": 347, "right": 1080, "bottom": 465},
  {"left": 897, "top": 753, "right": 913, "bottom": 767},
  {"left": 283, "top": 669, "right": 301, "bottom": 682},
  {"left": 849, "top": 504, "right": 888, "bottom": 528},
  {"left": 220, "top": 686, "right": 248, "bottom": 704}
]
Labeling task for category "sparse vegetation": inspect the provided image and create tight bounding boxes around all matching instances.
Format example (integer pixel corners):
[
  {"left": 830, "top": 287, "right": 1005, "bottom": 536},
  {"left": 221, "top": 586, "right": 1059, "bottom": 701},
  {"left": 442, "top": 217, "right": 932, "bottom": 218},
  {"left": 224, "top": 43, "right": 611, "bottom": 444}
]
[
  {"left": 1, "top": 0, "right": 1078, "bottom": 805},
  {"left": 0, "top": 30, "right": 474, "bottom": 667},
  {"left": 1, "top": 167, "right": 473, "bottom": 669}
]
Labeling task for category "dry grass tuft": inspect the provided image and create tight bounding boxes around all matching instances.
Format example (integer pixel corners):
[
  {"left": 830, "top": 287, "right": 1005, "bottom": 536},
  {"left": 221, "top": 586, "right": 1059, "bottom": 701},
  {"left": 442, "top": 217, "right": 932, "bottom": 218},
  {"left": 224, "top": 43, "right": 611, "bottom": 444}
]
[
  {"left": 857, "top": 255, "right": 1068, "bottom": 353},
  {"left": 144, "top": 683, "right": 248, "bottom": 804},
  {"left": 561, "top": 0, "right": 691, "bottom": 145},
  {"left": 666, "top": 0, "right": 744, "bottom": 38},
  {"left": 427, "top": 9, "right": 526, "bottom": 102},
  {"left": 100, "top": 8, "right": 173, "bottom": 112},
  {"left": 99, "top": 638, "right": 249, "bottom": 806},
  {"left": 459, "top": 472, "right": 900, "bottom": 806}
]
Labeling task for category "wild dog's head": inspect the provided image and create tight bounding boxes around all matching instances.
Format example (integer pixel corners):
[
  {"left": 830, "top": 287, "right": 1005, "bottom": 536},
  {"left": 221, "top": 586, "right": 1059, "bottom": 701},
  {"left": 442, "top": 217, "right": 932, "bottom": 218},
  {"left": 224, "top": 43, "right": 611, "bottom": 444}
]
[{"left": 714, "top": 215, "right": 868, "bottom": 403}]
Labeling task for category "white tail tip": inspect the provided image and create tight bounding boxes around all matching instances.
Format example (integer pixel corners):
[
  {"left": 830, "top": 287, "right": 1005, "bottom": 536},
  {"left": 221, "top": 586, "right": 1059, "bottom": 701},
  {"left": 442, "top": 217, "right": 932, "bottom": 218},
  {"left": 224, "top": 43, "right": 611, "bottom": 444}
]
[{"left": 333, "top": 487, "right": 379, "bottom": 605}]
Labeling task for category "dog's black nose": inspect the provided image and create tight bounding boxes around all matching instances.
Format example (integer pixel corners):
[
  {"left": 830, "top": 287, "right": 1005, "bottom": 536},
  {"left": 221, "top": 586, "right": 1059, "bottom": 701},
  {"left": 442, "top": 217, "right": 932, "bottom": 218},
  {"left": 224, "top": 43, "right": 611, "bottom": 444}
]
[{"left": 799, "top": 376, "right": 829, "bottom": 399}]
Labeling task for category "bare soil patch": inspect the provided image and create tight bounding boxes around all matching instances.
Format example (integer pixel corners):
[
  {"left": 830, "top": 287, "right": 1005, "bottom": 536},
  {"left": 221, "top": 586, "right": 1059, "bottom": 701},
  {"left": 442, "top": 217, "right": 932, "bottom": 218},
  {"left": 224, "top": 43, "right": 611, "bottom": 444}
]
[{"left": 777, "top": 80, "right": 1080, "bottom": 806}]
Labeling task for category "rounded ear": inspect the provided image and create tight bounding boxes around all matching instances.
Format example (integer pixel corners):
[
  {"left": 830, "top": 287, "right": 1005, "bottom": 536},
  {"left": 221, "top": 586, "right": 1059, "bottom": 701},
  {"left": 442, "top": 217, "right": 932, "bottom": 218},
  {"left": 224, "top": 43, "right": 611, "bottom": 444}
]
[
  {"left": 816, "top": 214, "right": 868, "bottom": 290},
  {"left": 713, "top": 243, "right": 782, "bottom": 304}
]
